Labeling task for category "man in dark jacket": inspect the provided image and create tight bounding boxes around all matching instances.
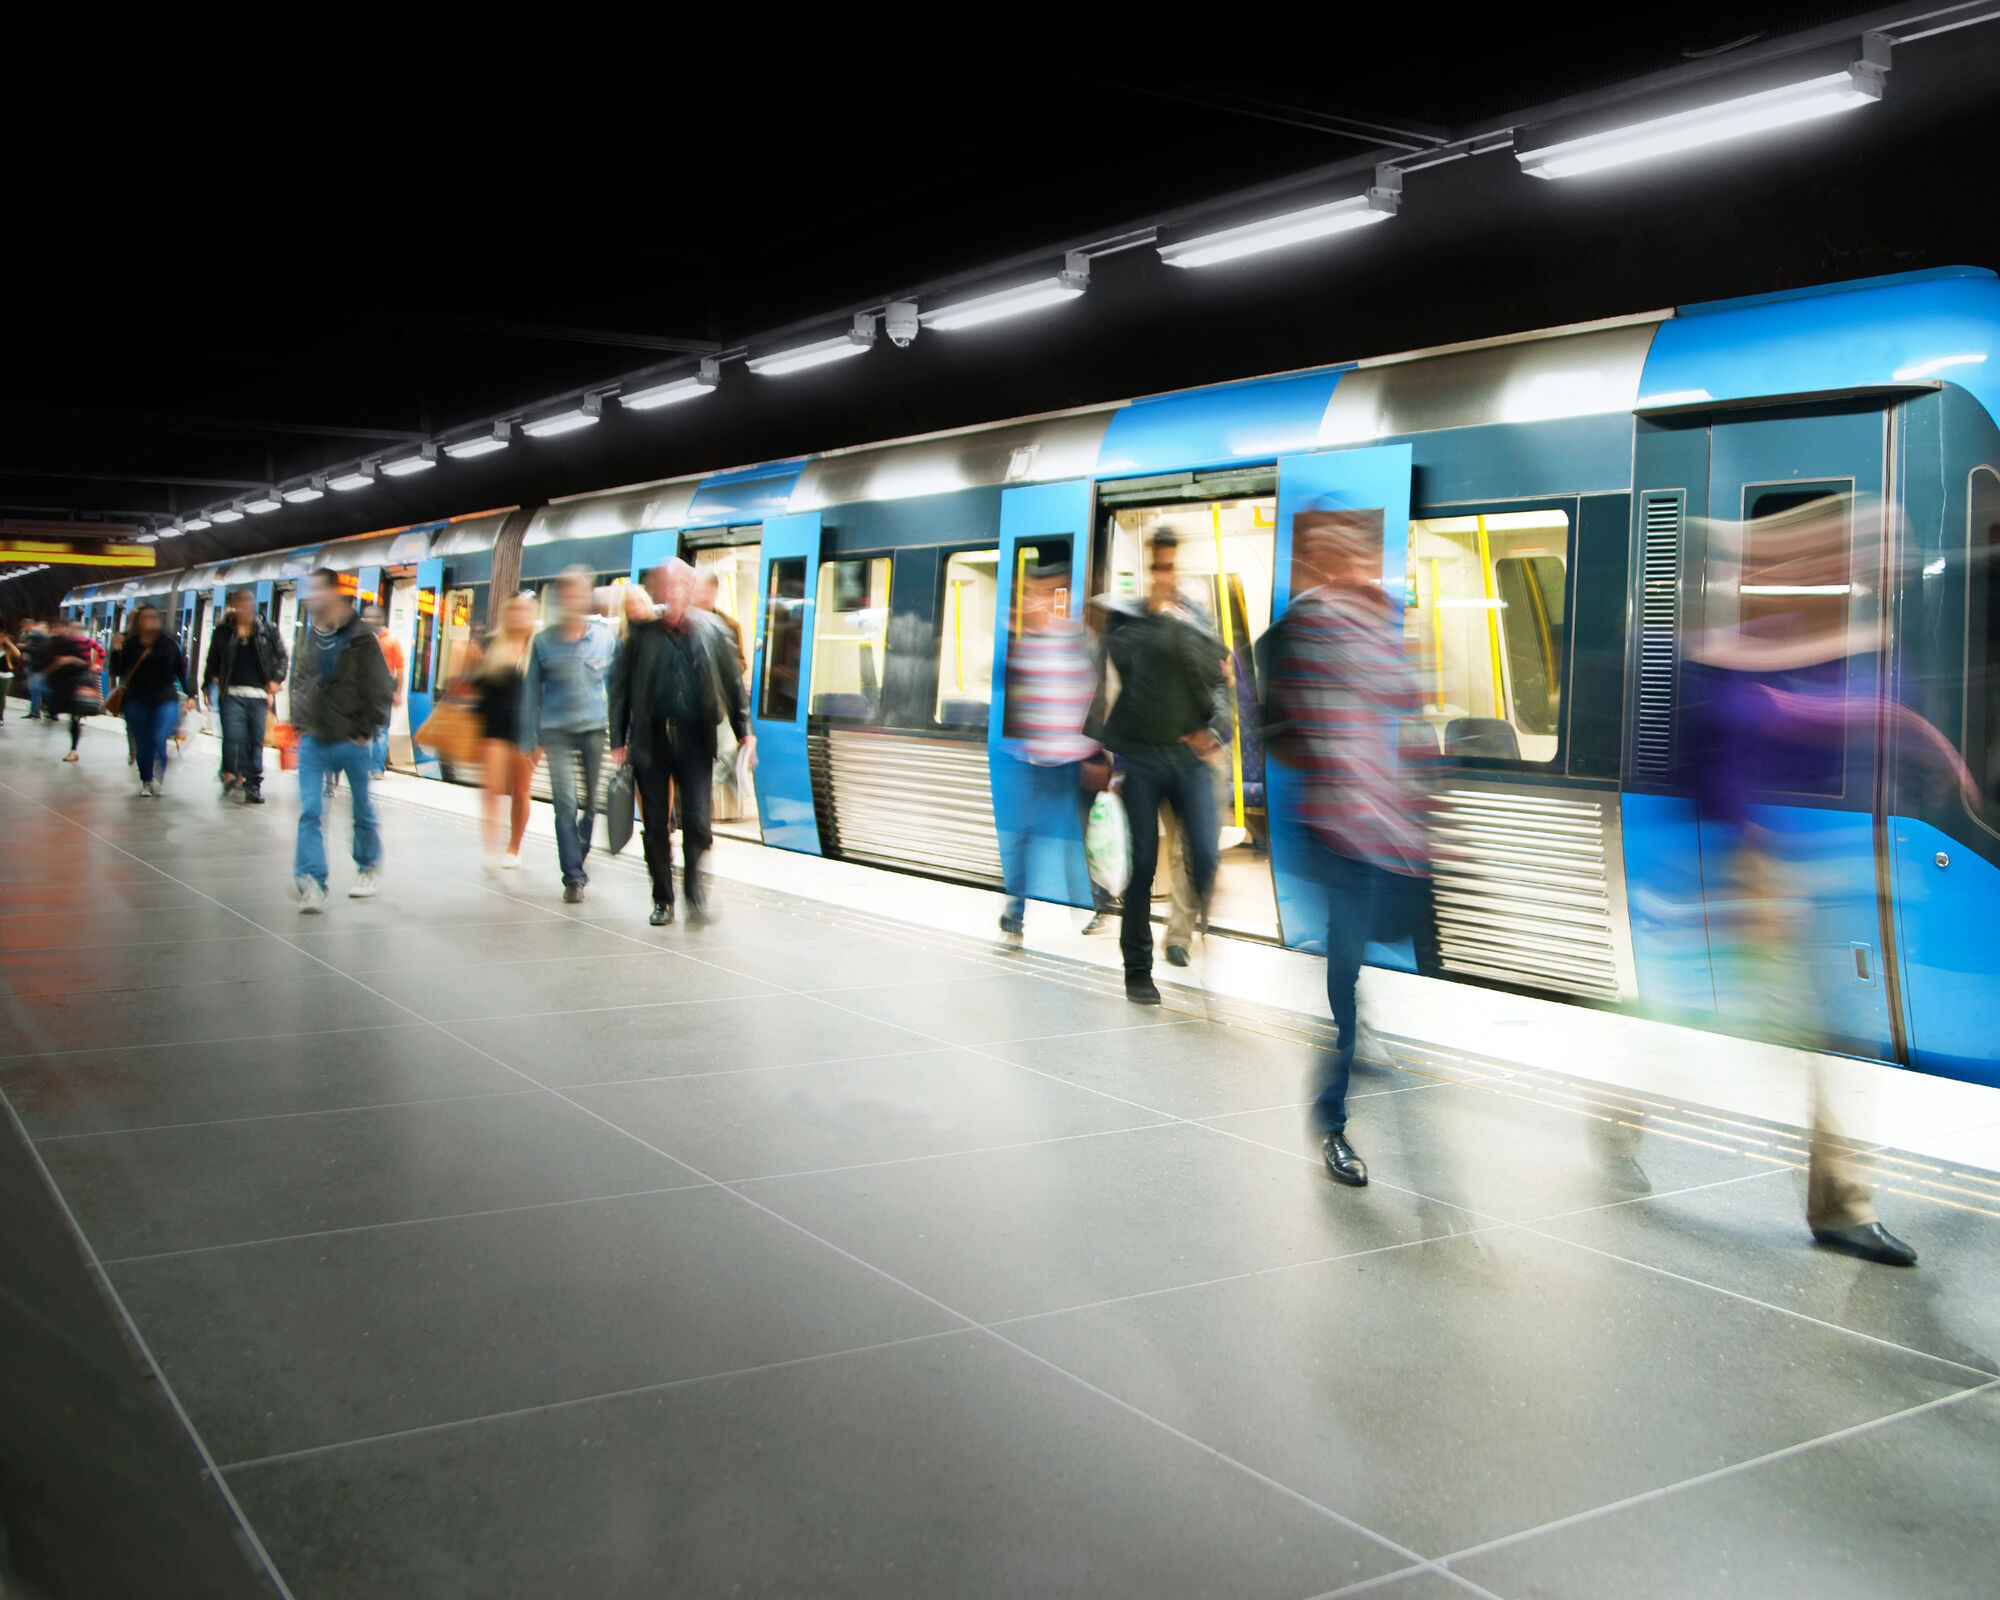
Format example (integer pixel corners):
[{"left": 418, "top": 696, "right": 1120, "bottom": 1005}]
[
  {"left": 289, "top": 568, "right": 394, "bottom": 912},
  {"left": 608, "top": 559, "right": 753, "bottom": 926},
  {"left": 203, "top": 587, "right": 289, "bottom": 802}
]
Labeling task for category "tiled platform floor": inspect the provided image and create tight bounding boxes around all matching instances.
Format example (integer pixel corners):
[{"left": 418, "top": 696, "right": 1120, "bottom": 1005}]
[{"left": 4, "top": 723, "right": 1999, "bottom": 1599}]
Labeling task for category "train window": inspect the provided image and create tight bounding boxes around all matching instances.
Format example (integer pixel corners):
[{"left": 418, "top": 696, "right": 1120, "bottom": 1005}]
[
  {"left": 1010, "top": 537, "right": 1073, "bottom": 630},
  {"left": 1967, "top": 468, "right": 2000, "bottom": 826},
  {"left": 759, "top": 558, "right": 807, "bottom": 720},
  {"left": 936, "top": 549, "right": 1000, "bottom": 728},
  {"left": 1409, "top": 508, "right": 1571, "bottom": 763},
  {"left": 412, "top": 589, "right": 438, "bottom": 695},
  {"left": 810, "top": 557, "right": 891, "bottom": 719}
]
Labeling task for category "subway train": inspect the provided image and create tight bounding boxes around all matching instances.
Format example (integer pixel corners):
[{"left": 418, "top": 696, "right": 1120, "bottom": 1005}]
[{"left": 61, "top": 265, "right": 2000, "bottom": 1086}]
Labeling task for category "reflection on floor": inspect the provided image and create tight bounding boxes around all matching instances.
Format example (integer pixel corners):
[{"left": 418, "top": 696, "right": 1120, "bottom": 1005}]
[{"left": 4, "top": 720, "right": 1999, "bottom": 1600}]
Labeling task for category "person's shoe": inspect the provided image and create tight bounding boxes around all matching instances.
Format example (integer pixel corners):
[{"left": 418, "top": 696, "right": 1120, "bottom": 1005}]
[
  {"left": 148, "top": 779, "right": 165, "bottom": 797},
  {"left": 62, "top": 749, "right": 79, "bottom": 762},
  {"left": 1081, "top": 911, "right": 1109, "bottom": 935},
  {"left": 1125, "top": 973, "right": 1161, "bottom": 1006},
  {"left": 501, "top": 853, "right": 521, "bottom": 871},
  {"left": 1322, "top": 1133, "right": 1368, "bottom": 1187},
  {"left": 649, "top": 902, "right": 674, "bottom": 926},
  {"left": 1812, "top": 1221, "right": 1918, "bottom": 1267},
  {"left": 686, "top": 899, "right": 716, "bottom": 928},
  {"left": 1165, "top": 944, "right": 1190, "bottom": 967},
  {"left": 296, "top": 876, "right": 327, "bottom": 914},
  {"left": 999, "top": 913, "right": 1024, "bottom": 950},
  {"left": 244, "top": 789, "right": 265, "bottom": 805},
  {"left": 348, "top": 869, "right": 381, "bottom": 899},
  {"left": 562, "top": 882, "right": 585, "bottom": 904},
  {"left": 137, "top": 780, "right": 153, "bottom": 797}
]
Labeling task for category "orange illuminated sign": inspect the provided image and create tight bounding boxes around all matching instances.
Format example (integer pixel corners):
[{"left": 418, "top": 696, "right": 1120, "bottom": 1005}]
[
  {"left": 0, "top": 539, "right": 155, "bottom": 568},
  {"left": 417, "top": 590, "right": 437, "bottom": 616}
]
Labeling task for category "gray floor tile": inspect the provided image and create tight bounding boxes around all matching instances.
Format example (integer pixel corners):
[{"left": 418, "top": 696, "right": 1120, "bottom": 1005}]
[
  {"left": 1532, "top": 1166, "right": 2000, "bottom": 1375},
  {"left": 743, "top": 1119, "right": 1486, "bottom": 1323},
  {"left": 1451, "top": 1386, "right": 2000, "bottom": 1600},
  {"left": 226, "top": 1332, "right": 1404, "bottom": 1599},
  {"left": 0, "top": 969, "right": 408, "bottom": 1057},
  {"left": 0, "top": 906, "right": 258, "bottom": 948},
  {"left": 821, "top": 970, "right": 1162, "bottom": 1046},
  {"left": 118, "top": 1185, "right": 957, "bottom": 1462},
  {"left": 1349, "top": 1573, "right": 1489, "bottom": 1600},
  {"left": 45, "top": 1090, "right": 692, "bottom": 1258},
  {"left": 2, "top": 1023, "right": 524, "bottom": 1138},
  {"left": 285, "top": 915, "right": 639, "bottom": 974},
  {"left": 567, "top": 893, "right": 853, "bottom": 950},
  {"left": 698, "top": 930, "right": 1013, "bottom": 993},
  {"left": 224, "top": 887, "right": 565, "bottom": 933},
  {"left": 0, "top": 880, "right": 214, "bottom": 915},
  {"left": 1002, "top": 1227, "right": 1980, "bottom": 1556},
  {"left": 452, "top": 990, "right": 939, "bottom": 1087},
  {"left": 990, "top": 1017, "right": 1347, "bottom": 1119},
  {"left": 569, "top": 1047, "right": 1167, "bottom": 1181},
  {"left": 3, "top": 933, "right": 321, "bottom": 999},
  {"left": 355, "top": 949, "right": 781, "bottom": 1021}
]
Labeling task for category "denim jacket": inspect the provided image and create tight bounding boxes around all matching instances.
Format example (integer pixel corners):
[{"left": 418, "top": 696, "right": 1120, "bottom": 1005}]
[{"left": 521, "top": 620, "right": 615, "bottom": 748}]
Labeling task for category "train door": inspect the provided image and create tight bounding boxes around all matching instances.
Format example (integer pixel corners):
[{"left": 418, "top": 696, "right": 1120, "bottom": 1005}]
[
  {"left": 272, "top": 583, "right": 303, "bottom": 724},
  {"left": 1693, "top": 404, "right": 1896, "bottom": 1060},
  {"left": 407, "top": 558, "right": 446, "bottom": 775},
  {"left": 747, "top": 513, "right": 823, "bottom": 854},
  {"left": 383, "top": 568, "right": 420, "bottom": 768},
  {"left": 688, "top": 529, "right": 763, "bottom": 835}
]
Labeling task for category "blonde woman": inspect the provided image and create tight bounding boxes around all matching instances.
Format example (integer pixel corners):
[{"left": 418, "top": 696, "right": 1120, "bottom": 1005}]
[{"left": 464, "top": 591, "right": 539, "bottom": 870}]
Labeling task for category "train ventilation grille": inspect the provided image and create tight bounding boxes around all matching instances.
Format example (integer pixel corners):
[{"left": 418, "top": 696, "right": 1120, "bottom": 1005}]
[
  {"left": 1429, "top": 788, "right": 1620, "bottom": 1001},
  {"left": 1633, "top": 491, "right": 1683, "bottom": 779},
  {"left": 810, "top": 729, "right": 1004, "bottom": 887}
]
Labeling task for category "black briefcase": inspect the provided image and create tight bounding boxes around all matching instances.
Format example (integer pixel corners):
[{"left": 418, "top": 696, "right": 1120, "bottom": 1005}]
[{"left": 605, "top": 763, "right": 636, "bottom": 855}]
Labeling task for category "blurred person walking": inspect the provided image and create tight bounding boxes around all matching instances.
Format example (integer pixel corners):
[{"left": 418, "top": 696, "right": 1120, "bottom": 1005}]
[
  {"left": 23, "top": 620, "right": 53, "bottom": 720},
  {"left": 997, "top": 558, "right": 1100, "bottom": 948},
  {"left": 364, "top": 603, "right": 404, "bottom": 776},
  {"left": 0, "top": 627, "right": 19, "bottom": 721},
  {"left": 523, "top": 567, "right": 615, "bottom": 903},
  {"left": 694, "top": 568, "right": 753, "bottom": 822},
  {"left": 608, "top": 560, "right": 754, "bottom": 927},
  {"left": 108, "top": 604, "right": 198, "bottom": 797},
  {"left": 203, "top": 588, "right": 287, "bottom": 804},
  {"left": 462, "top": 592, "right": 538, "bottom": 872},
  {"left": 1097, "top": 530, "right": 1227, "bottom": 1005},
  {"left": 1265, "top": 506, "right": 1430, "bottom": 1188},
  {"left": 290, "top": 568, "right": 393, "bottom": 912},
  {"left": 44, "top": 620, "right": 97, "bottom": 759}
]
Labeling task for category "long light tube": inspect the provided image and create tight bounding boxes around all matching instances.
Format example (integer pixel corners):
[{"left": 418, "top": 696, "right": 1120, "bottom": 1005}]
[
  {"left": 522, "top": 408, "right": 598, "bottom": 438},
  {"left": 1159, "top": 190, "right": 1396, "bottom": 270},
  {"left": 444, "top": 426, "right": 510, "bottom": 459},
  {"left": 921, "top": 257, "right": 1089, "bottom": 331},
  {"left": 379, "top": 446, "right": 437, "bottom": 477},
  {"left": 210, "top": 507, "right": 245, "bottom": 523},
  {"left": 327, "top": 467, "right": 376, "bottom": 492},
  {"left": 747, "top": 314, "right": 876, "bottom": 377},
  {"left": 624, "top": 360, "right": 720, "bottom": 410},
  {"left": 1516, "top": 65, "right": 1882, "bottom": 180},
  {"left": 182, "top": 516, "right": 212, "bottom": 531},
  {"left": 244, "top": 492, "right": 282, "bottom": 514},
  {"left": 281, "top": 483, "right": 325, "bottom": 503}
]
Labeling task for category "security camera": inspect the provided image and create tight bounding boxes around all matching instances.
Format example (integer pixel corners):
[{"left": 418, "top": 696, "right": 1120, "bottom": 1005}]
[{"left": 884, "top": 300, "right": 920, "bottom": 348}]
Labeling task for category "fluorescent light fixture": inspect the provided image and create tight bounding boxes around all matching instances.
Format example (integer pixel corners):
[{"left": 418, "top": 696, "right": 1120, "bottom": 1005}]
[
  {"left": 157, "top": 523, "right": 185, "bottom": 538},
  {"left": 444, "top": 424, "right": 511, "bottom": 459},
  {"left": 379, "top": 444, "right": 437, "bottom": 477},
  {"left": 1892, "top": 352, "right": 1987, "bottom": 382},
  {"left": 623, "top": 358, "right": 721, "bottom": 410},
  {"left": 136, "top": 532, "right": 159, "bottom": 544},
  {"left": 182, "top": 516, "right": 212, "bottom": 531},
  {"left": 210, "top": 507, "right": 245, "bottom": 523},
  {"left": 327, "top": 465, "right": 377, "bottom": 491},
  {"left": 281, "top": 482, "right": 325, "bottom": 503},
  {"left": 920, "top": 256, "right": 1089, "bottom": 331},
  {"left": 523, "top": 395, "right": 604, "bottom": 438},
  {"left": 1516, "top": 49, "right": 1886, "bottom": 180},
  {"left": 747, "top": 314, "right": 877, "bottom": 376},
  {"left": 244, "top": 491, "right": 282, "bottom": 514},
  {"left": 1159, "top": 187, "right": 1397, "bottom": 270}
]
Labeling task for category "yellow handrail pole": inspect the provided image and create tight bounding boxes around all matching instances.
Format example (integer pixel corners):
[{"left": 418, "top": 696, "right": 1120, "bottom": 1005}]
[
  {"left": 952, "top": 579, "right": 965, "bottom": 692},
  {"left": 1212, "top": 505, "right": 1245, "bottom": 830},
  {"left": 1428, "top": 555, "right": 1444, "bottom": 714},
  {"left": 1013, "top": 545, "right": 1030, "bottom": 639},
  {"left": 1476, "top": 514, "right": 1506, "bottom": 718}
]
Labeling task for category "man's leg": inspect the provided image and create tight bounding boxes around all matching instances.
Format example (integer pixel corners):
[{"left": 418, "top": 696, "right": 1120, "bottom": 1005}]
[
  {"left": 28, "top": 673, "right": 43, "bottom": 719},
  {"left": 575, "top": 734, "right": 601, "bottom": 874},
  {"left": 342, "top": 741, "right": 382, "bottom": 872},
  {"left": 1168, "top": 748, "right": 1220, "bottom": 917},
  {"left": 633, "top": 753, "right": 677, "bottom": 908},
  {"left": 371, "top": 725, "right": 389, "bottom": 776},
  {"left": 544, "top": 733, "right": 585, "bottom": 886},
  {"left": 1312, "top": 850, "right": 1378, "bottom": 1140},
  {"left": 219, "top": 696, "right": 244, "bottom": 785},
  {"left": 1118, "top": 751, "right": 1166, "bottom": 979},
  {"left": 242, "top": 698, "right": 268, "bottom": 799},
  {"left": 675, "top": 738, "right": 715, "bottom": 913},
  {"left": 997, "top": 754, "right": 1031, "bottom": 930},
  {"left": 1163, "top": 804, "right": 1196, "bottom": 950},
  {"left": 294, "top": 737, "right": 330, "bottom": 887}
]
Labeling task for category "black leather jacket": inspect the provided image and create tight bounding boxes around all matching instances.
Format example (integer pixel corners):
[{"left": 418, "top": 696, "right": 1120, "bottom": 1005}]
[
  {"left": 607, "top": 611, "right": 749, "bottom": 768},
  {"left": 204, "top": 616, "right": 289, "bottom": 695}
]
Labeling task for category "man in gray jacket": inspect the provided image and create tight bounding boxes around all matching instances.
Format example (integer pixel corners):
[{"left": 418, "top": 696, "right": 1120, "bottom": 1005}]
[
  {"left": 289, "top": 569, "right": 394, "bottom": 912},
  {"left": 523, "top": 566, "right": 617, "bottom": 903}
]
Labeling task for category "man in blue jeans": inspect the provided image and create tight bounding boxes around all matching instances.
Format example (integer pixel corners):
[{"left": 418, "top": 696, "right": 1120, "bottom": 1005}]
[
  {"left": 288, "top": 568, "right": 394, "bottom": 912},
  {"left": 203, "top": 588, "right": 288, "bottom": 803},
  {"left": 522, "top": 566, "right": 616, "bottom": 903}
]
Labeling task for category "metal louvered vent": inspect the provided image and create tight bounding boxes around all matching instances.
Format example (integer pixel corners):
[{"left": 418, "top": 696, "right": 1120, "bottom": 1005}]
[
  {"left": 811, "top": 729, "right": 1003, "bottom": 886},
  {"left": 1633, "top": 492, "right": 1683, "bottom": 778},
  {"left": 1429, "top": 788, "right": 1624, "bottom": 1001}
]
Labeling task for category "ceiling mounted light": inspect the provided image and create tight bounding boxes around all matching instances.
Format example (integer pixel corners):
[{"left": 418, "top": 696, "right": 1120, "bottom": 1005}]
[
  {"left": 747, "top": 313, "right": 877, "bottom": 377},
  {"left": 244, "top": 491, "right": 283, "bottom": 514},
  {"left": 156, "top": 523, "right": 185, "bottom": 538},
  {"left": 920, "top": 257, "right": 1088, "bottom": 331},
  {"left": 327, "top": 464, "right": 378, "bottom": 492},
  {"left": 182, "top": 515, "right": 213, "bottom": 531},
  {"left": 136, "top": 532, "right": 160, "bottom": 544},
  {"left": 522, "top": 394, "right": 605, "bottom": 438},
  {"left": 444, "top": 422, "right": 512, "bottom": 459},
  {"left": 622, "top": 358, "right": 721, "bottom": 411},
  {"left": 281, "top": 480, "right": 325, "bottom": 503},
  {"left": 1516, "top": 37, "right": 1889, "bottom": 180},
  {"left": 1159, "top": 177, "right": 1400, "bottom": 270},
  {"left": 380, "top": 443, "right": 438, "bottom": 477},
  {"left": 210, "top": 506, "right": 245, "bottom": 523}
]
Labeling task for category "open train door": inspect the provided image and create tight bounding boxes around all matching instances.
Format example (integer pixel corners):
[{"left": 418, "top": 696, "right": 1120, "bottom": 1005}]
[
  {"left": 1268, "top": 443, "right": 1414, "bottom": 955},
  {"left": 406, "top": 557, "right": 447, "bottom": 777},
  {"left": 748, "top": 512, "right": 823, "bottom": 855}
]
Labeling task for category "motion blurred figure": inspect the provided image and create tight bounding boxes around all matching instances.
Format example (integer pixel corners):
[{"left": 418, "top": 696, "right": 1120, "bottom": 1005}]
[
  {"left": 0, "top": 627, "right": 19, "bottom": 721},
  {"left": 363, "top": 603, "right": 404, "bottom": 777},
  {"left": 1098, "top": 531, "right": 1227, "bottom": 1005},
  {"left": 203, "top": 588, "right": 287, "bottom": 804},
  {"left": 1266, "top": 506, "right": 1429, "bottom": 1188},
  {"left": 997, "top": 558, "right": 1100, "bottom": 947},
  {"left": 290, "top": 568, "right": 393, "bottom": 911},
  {"left": 45, "top": 619, "right": 96, "bottom": 760},
  {"left": 109, "top": 604, "right": 198, "bottom": 797},
  {"left": 23, "top": 620, "right": 53, "bottom": 719},
  {"left": 523, "top": 566, "right": 615, "bottom": 903},
  {"left": 694, "top": 568, "right": 752, "bottom": 823},
  {"left": 466, "top": 593, "right": 537, "bottom": 873},
  {"left": 608, "top": 560, "right": 754, "bottom": 927}
]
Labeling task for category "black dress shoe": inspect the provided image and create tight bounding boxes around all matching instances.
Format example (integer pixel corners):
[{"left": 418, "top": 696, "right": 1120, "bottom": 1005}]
[
  {"left": 649, "top": 902, "right": 674, "bottom": 927},
  {"left": 1124, "top": 974, "right": 1161, "bottom": 1006},
  {"left": 1165, "top": 944, "right": 1190, "bottom": 967},
  {"left": 686, "top": 899, "right": 716, "bottom": 927},
  {"left": 1322, "top": 1133, "right": 1368, "bottom": 1187},
  {"left": 563, "top": 883, "right": 585, "bottom": 904},
  {"left": 1812, "top": 1221, "right": 1917, "bottom": 1267}
]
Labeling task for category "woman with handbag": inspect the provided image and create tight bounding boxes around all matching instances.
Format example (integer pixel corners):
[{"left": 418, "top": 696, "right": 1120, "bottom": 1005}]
[{"left": 109, "top": 604, "right": 199, "bottom": 796}]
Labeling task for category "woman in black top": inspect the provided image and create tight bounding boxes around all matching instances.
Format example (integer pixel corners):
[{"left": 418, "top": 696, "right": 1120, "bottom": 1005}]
[
  {"left": 45, "top": 623, "right": 99, "bottom": 760},
  {"left": 109, "top": 604, "right": 198, "bottom": 796},
  {"left": 462, "top": 591, "right": 538, "bottom": 870}
]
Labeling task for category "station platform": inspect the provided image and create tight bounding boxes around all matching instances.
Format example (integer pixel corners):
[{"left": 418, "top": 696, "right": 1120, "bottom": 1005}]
[{"left": 4, "top": 717, "right": 1999, "bottom": 1599}]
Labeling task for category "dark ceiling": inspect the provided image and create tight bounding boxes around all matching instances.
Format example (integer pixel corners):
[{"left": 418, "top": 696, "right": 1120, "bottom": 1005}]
[{"left": 6, "top": 6, "right": 1999, "bottom": 614}]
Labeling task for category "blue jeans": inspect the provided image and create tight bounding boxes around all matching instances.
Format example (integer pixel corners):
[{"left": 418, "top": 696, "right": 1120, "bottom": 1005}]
[
  {"left": 1306, "top": 844, "right": 1426, "bottom": 1135},
  {"left": 219, "top": 695, "right": 268, "bottom": 791},
  {"left": 28, "top": 672, "right": 45, "bottom": 717},
  {"left": 541, "top": 728, "right": 602, "bottom": 887},
  {"left": 999, "top": 756, "right": 1089, "bottom": 925},
  {"left": 124, "top": 698, "right": 178, "bottom": 785},
  {"left": 1117, "top": 744, "right": 1218, "bottom": 976},
  {"left": 370, "top": 725, "right": 389, "bottom": 776},
  {"left": 295, "top": 736, "right": 381, "bottom": 888}
]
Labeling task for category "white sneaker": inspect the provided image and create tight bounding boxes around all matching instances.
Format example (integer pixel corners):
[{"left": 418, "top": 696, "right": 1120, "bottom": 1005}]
[
  {"left": 149, "top": 779, "right": 165, "bottom": 797},
  {"left": 501, "top": 853, "right": 521, "bottom": 871},
  {"left": 296, "top": 876, "right": 327, "bottom": 913},
  {"left": 137, "top": 781, "right": 152, "bottom": 797},
  {"left": 349, "top": 869, "right": 381, "bottom": 899}
]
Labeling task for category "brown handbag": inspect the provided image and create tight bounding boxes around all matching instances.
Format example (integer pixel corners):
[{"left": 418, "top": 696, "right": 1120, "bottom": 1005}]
[
  {"left": 415, "top": 699, "right": 483, "bottom": 767},
  {"left": 103, "top": 642, "right": 154, "bottom": 717}
]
